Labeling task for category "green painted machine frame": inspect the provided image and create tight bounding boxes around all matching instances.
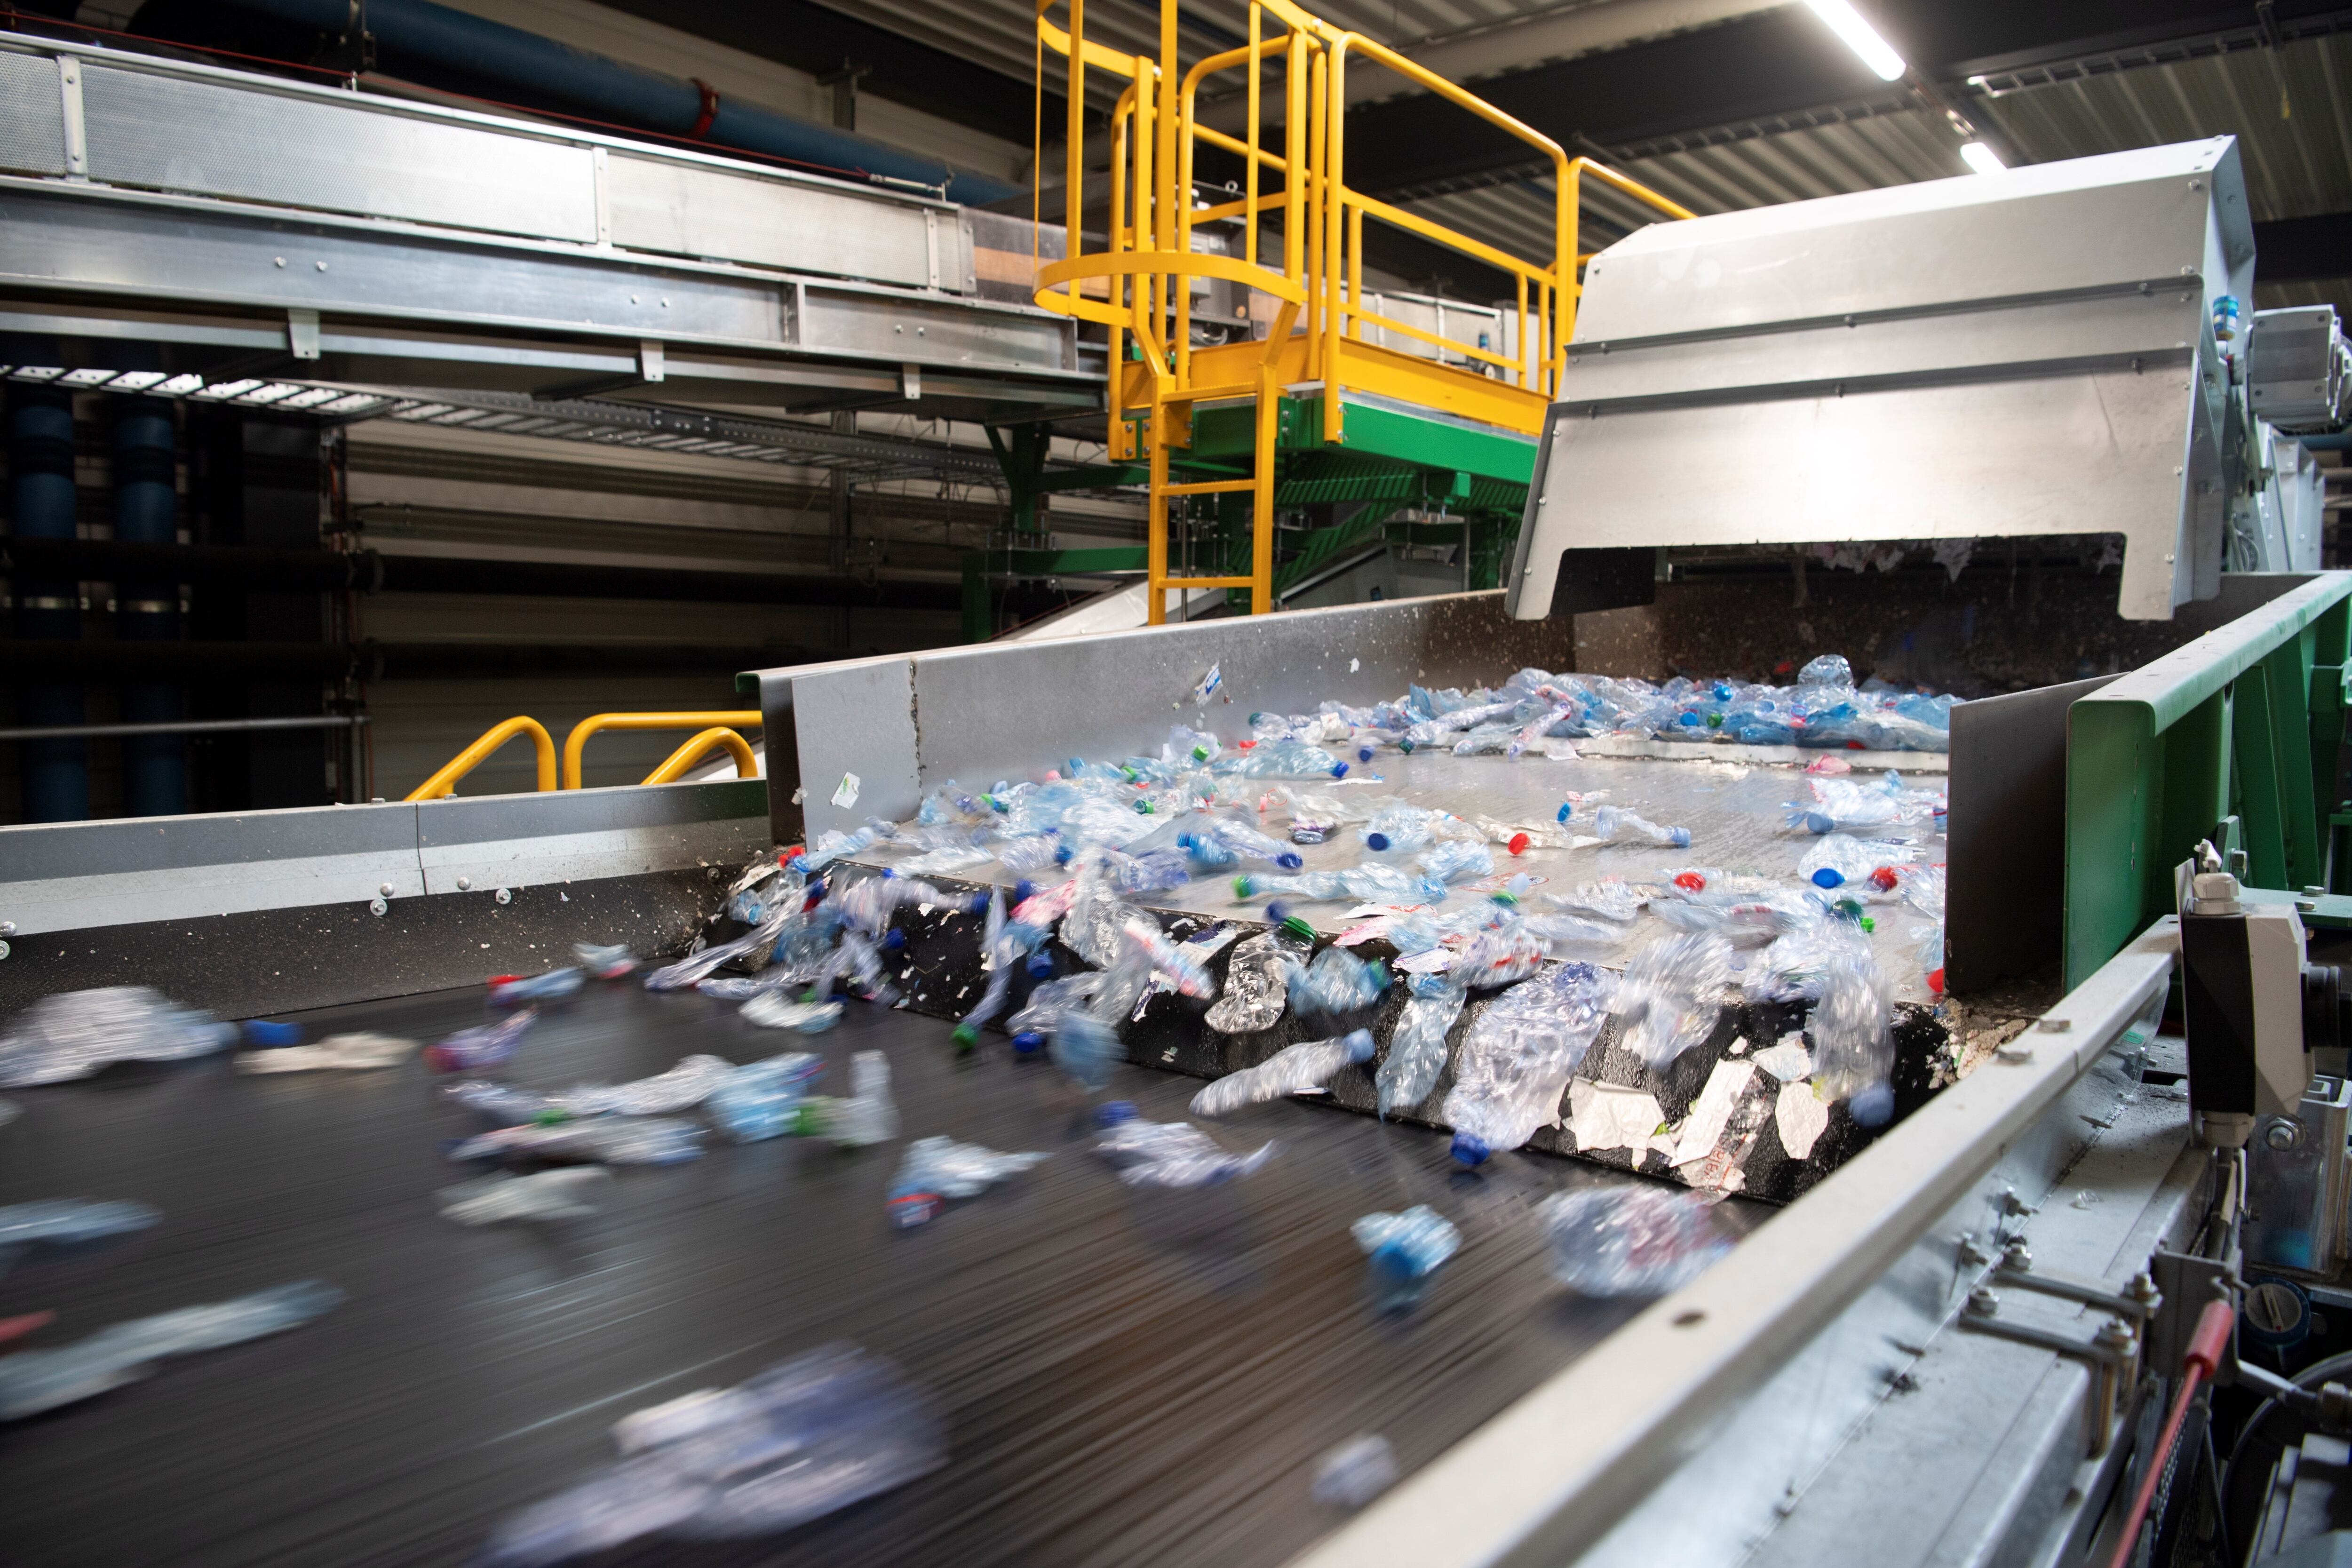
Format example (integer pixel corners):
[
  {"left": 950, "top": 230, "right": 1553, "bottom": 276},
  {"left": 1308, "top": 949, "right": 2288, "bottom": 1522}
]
[{"left": 2066, "top": 572, "right": 2352, "bottom": 988}]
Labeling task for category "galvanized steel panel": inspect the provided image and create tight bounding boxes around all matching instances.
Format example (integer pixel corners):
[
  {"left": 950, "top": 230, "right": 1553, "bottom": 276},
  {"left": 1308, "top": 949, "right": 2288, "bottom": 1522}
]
[
  {"left": 79, "top": 63, "right": 597, "bottom": 241},
  {"left": 606, "top": 153, "right": 968, "bottom": 292},
  {"left": 0, "top": 49, "right": 64, "bottom": 176},
  {"left": 800, "top": 282, "right": 1072, "bottom": 372}
]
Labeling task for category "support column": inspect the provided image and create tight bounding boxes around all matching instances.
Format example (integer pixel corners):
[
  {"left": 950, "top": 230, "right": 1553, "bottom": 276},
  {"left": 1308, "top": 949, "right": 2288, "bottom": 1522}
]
[
  {"left": 112, "top": 395, "right": 187, "bottom": 817},
  {"left": 9, "top": 385, "right": 86, "bottom": 822}
]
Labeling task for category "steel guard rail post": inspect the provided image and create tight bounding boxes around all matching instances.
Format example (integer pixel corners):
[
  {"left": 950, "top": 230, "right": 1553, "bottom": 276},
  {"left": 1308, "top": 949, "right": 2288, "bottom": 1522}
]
[
  {"left": 2066, "top": 572, "right": 2352, "bottom": 987},
  {"left": 562, "top": 711, "right": 764, "bottom": 789},
  {"left": 403, "top": 716, "right": 556, "bottom": 800}
]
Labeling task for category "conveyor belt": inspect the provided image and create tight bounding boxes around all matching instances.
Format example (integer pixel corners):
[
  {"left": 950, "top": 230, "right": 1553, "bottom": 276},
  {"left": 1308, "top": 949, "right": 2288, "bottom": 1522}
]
[{"left": 0, "top": 981, "right": 1764, "bottom": 1568}]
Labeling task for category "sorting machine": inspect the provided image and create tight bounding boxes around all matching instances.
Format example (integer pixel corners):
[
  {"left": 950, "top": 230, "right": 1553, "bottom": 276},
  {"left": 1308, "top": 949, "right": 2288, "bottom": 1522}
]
[{"left": 3, "top": 32, "right": 2352, "bottom": 1562}]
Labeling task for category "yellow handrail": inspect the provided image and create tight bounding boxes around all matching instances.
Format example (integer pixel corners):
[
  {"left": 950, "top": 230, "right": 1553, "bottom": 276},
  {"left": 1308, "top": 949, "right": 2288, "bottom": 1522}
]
[
  {"left": 405, "top": 716, "right": 556, "bottom": 801},
  {"left": 641, "top": 727, "right": 759, "bottom": 785},
  {"left": 563, "top": 710, "right": 763, "bottom": 790}
]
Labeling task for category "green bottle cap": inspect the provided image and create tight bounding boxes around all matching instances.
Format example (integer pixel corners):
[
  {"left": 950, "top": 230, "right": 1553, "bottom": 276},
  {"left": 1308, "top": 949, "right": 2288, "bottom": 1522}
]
[{"left": 1279, "top": 915, "right": 1317, "bottom": 942}]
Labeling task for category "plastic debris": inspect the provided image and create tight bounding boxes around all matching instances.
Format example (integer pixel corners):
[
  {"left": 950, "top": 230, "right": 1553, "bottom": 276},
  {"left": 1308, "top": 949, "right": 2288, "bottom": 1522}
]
[
  {"left": 1444, "top": 963, "right": 1616, "bottom": 1166},
  {"left": 1376, "top": 975, "right": 1468, "bottom": 1118},
  {"left": 573, "top": 943, "right": 637, "bottom": 979},
  {"left": 1614, "top": 931, "right": 1735, "bottom": 1072},
  {"left": 451, "top": 1116, "right": 705, "bottom": 1166},
  {"left": 557, "top": 1054, "right": 740, "bottom": 1118},
  {"left": 1093, "top": 1112, "right": 1277, "bottom": 1188},
  {"left": 1191, "top": 1029, "right": 1375, "bottom": 1115},
  {"left": 1290, "top": 947, "right": 1389, "bottom": 1021},
  {"left": 1312, "top": 1433, "right": 1400, "bottom": 1509},
  {"left": 0, "top": 1280, "right": 342, "bottom": 1421},
  {"left": 820, "top": 1051, "right": 901, "bottom": 1147},
  {"left": 423, "top": 1009, "right": 539, "bottom": 1074},
  {"left": 438, "top": 1168, "right": 611, "bottom": 1225},
  {"left": 740, "top": 994, "right": 844, "bottom": 1033},
  {"left": 1544, "top": 881, "right": 1645, "bottom": 923},
  {"left": 1352, "top": 1205, "right": 1461, "bottom": 1300},
  {"left": 1205, "top": 929, "right": 1310, "bottom": 1034},
  {"left": 490, "top": 968, "right": 583, "bottom": 1006},
  {"left": 1796, "top": 832, "right": 1914, "bottom": 890},
  {"left": 242, "top": 1019, "right": 304, "bottom": 1047},
  {"left": 0, "top": 1199, "right": 161, "bottom": 1268},
  {"left": 235, "top": 1032, "right": 415, "bottom": 1073},
  {"left": 1590, "top": 805, "right": 1692, "bottom": 850},
  {"left": 0, "top": 987, "right": 238, "bottom": 1088},
  {"left": 1540, "top": 1186, "right": 1732, "bottom": 1297},
  {"left": 481, "top": 1344, "right": 946, "bottom": 1566},
  {"left": 705, "top": 1053, "right": 826, "bottom": 1143},
  {"left": 1811, "top": 944, "right": 1897, "bottom": 1126},
  {"left": 885, "top": 1136, "right": 1049, "bottom": 1226}
]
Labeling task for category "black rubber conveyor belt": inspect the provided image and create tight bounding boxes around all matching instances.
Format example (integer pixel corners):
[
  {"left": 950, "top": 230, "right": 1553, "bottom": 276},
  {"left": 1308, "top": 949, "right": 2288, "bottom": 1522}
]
[{"left": 0, "top": 980, "right": 1760, "bottom": 1568}]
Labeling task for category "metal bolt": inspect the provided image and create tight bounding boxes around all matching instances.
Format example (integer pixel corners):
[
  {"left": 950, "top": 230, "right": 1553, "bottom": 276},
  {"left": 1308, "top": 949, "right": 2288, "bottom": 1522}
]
[
  {"left": 1998, "top": 1187, "right": 2037, "bottom": 1217},
  {"left": 1958, "top": 1236, "right": 1993, "bottom": 1266},
  {"left": 379, "top": 882, "right": 395, "bottom": 897},
  {"left": 456, "top": 876, "right": 472, "bottom": 891},
  {"left": 2128, "top": 1272, "right": 2161, "bottom": 1305},
  {"left": 2094, "top": 1316, "right": 2137, "bottom": 1353},
  {"left": 0, "top": 939, "right": 10, "bottom": 961},
  {"left": 2265, "top": 1117, "right": 2303, "bottom": 1151},
  {"left": 1966, "top": 1286, "right": 2001, "bottom": 1318},
  {"left": 0, "top": 920, "right": 13, "bottom": 936},
  {"left": 494, "top": 887, "right": 512, "bottom": 905},
  {"left": 2002, "top": 1240, "right": 2034, "bottom": 1273},
  {"left": 369, "top": 898, "right": 388, "bottom": 917}
]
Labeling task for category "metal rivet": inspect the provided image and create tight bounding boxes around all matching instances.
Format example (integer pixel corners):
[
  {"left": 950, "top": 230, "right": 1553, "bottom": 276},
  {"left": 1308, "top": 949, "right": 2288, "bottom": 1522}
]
[
  {"left": 273, "top": 256, "right": 286, "bottom": 268},
  {"left": 2265, "top": 1117, "right": 2303, "bottom": 1151},
  {"left": 456, "top": 876, "right": 472, "bottom": 891},
  {"left": 379, "top": 882, "right": 394, "bottom": 897},
  {"left": 0, "top": 920, "right": 13, "bottom": 936},
  {"left": 494, "top": 887, "right": 512, "bottom": 905},
  {"left": 369, "top": 898, "right": 388, "bottom": 917},
  {"left": 315, "top": 260, "right": 327, "bottom": 271}
]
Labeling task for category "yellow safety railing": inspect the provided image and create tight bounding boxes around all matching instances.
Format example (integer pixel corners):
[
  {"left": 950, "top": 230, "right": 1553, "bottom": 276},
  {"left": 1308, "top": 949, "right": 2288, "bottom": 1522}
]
[
  {"left": 404, "top": 716, "right": 556, "bottom": 801},
  {"left": 1033, "top": 0, "right": 1691, "bottom": 625},
  {"left": 562, "top": 711, "right": 763, "bottom": 790},
  {"left": 641, "top": 726, "right": 759, "bottom": 785}
]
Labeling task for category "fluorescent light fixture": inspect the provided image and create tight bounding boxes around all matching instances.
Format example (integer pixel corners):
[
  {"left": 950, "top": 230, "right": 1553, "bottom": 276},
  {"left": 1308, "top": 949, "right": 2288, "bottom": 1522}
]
[
  {"left": 1958, "top": 141, "right": 2007, "bottom": 175},
  {"left": 1803, "top": 0, "right": 1907, "bottom": 81}
]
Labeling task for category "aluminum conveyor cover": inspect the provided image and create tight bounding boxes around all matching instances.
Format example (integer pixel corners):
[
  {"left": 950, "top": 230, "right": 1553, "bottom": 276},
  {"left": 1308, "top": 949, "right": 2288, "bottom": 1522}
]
[{"left": 1508, "top": 139, "right": 2255, "bottom": 622}]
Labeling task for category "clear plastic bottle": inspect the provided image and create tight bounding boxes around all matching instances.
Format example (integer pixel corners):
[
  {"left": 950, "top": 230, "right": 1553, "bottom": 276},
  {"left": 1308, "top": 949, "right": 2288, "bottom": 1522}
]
[
  {"left": 1540, "top": 1186, "right": 1731, "bottom": 1297},
  {"left": 0, "top": 1197, "right": 160, "bottom": 1253},
  {"left": 0, "top": 1279, "right": 343, "bottom": 1422},
  {"left": 885, "top": 1136, "right": 1049, "bottom": 1226},
  {"left": 1092, "top": 1110, "right": 1278, "bottom": 1187},
  {"left": 451, "top": 1116, "right": 706, "bottom": 1165},
  {"left": 1204, "top": 929, "right": 1311, "bottom": 1034},
  {"left": 0, "top": 987, "right": 238, "bottom": 1088},
  {"left": 235, "top": 1032, "right": 415, "bottom": 1073},
  {"left": 1811, "top": 945, "right": 1896, "bottom": 1125},
  {"left": 1796, "top": 832, "right": 1910, "bottom": 889},
  {"left": 1362, "top": 803, "right": 1443, "bottom": 855},
  {"left": 423, "top": 1008, "right": 539, "bottom": 1074},
  {"left": 824, "top": 1051, "right": 900, "bottom": 1147},
  {"left": 1417, "top": 838, "right": 1494, "bottom": 884},
  {"left": 437, "top": 1169, "right": 610, "bottom": 1226},
  {"left": 742, "top": 995, "right": 844, "bottom": 1033},
  {"left": 554, "top": 1054, "right": 739, "bottom": 1116},
  {"left": 1312, "top": 1434, "right": 1400, "bottom": 1509},
  {"left": 1442, "top": 962, "right": 1615, "bottom": 1166},
  {"left": 1352, "top": 1205, "right": 1461, "bottom": 1292},
  {"left": 1376, "top": 975, "right": 1467, "bottom": 1117},
  {"left": 1290, "top": 948, "right": 1389, "bottom": 1021},
  {"left": 1590, "top": 805, "right": 1692, "bottom": 850},
  {"left": 1190, "top": 1029, "right": 1375, "bottom": 1115},
  {"left": 705, "top": 1053, "right": 827, "bottom": 1143},
  {"left": 1613, "top": 931, "right": 1735, "bottom": 1071},
  {"left": 572, "top": 942, "right": 637, "bottom": 979},
  {"left": 481, "top": 1345, "right": 946, "bottom": 1566}
]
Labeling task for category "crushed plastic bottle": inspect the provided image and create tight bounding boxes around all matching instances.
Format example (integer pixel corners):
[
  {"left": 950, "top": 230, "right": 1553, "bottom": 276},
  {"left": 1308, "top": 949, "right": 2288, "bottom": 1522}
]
[
  {"left": 1312, "top": 1433, "right": 1400, "bottom": 1509},
  {"left": 884, "top": 1136, "right": 1049, "bottom": 1226},
  {"left": 1190, "top": 1029, "right": 1375, "bottom": 1115},
  {"left": 481, "top": 1344, "right": 946, "bottom": 1566},
  {"left": 1613, "top": 931, "right": 1735, "bottom": 1072},
  {"left": 1811, "top": 945, "right": 1897, "bottom": 1125},
  {"left": 1443, "top": 963, "right": 1616, "bottom": 1166},
  {"left": 235, "top": 1032, "right": 415, "bottom": 1073},
  {"left": 490, "top": 968, "right": 583, "bottom": 1006},
  {"left": 1451, "top": 924, "right": 1549, "bottom": 989},
  {"left": 1796, "top": 832, "right": 1913, "bottom": 889},
  {"left": 1236, "top": 860, "right": 1442, "bottom": 907},
  {"left": 557, "top": 1054, "right": 741, "bottom": 1118},
  {"left": 1417, "top": 837, "right": 1494, "bottom": 884},
  {"left": 451, "top": 1116, "right": 706, "bottom": 1165},
  {"left": 1590, "top": 805, "right": 1692, "bottom": 849},
  {"left": 438, "top": 1168, "right": 611, "bottom": 1226},
  {"left": 820, "top": 1051, "right": 900, "bottom": 1147},
  {"left": 1544, "top": 881, "right": 1646, "bottom": 923},
  {"left": 423, "top": 1009, "right": 539, "bottom": 1074},
  {"left": 573, "top": 943, "right": 637, "bottom": 979},
  {"left": 741, "top": 995, "right": 844, "bottom": 1033},
  {"left": 1539, "top": 1186, "right": 1732, "bottom": 1297},
  {"left": 0, "top": 987, "right": 238, "bottom": 1088},
  {"left": 1352, "top": 1205, "right": 1461, "bottom": 1301},
  {"left": 0, "top": 1198, "right": 161, "bottom": 1264},
  {"left": 0, "top": 1279, "right": 343, "bottom": 1421},
  {"left": 1377, "top": 974, "right": 1468, "bottom": 1117},
  {"left": 1290, "top": 947, "right": 1389, "bottom": 1021},
  {"left": 1204, "top": 929, "right": 1310, "bottom": 1034},
  {"left": 705, "top": 1053, "right": 826, "bottom": 1143},
  {"left": 1216, "top": 737, "right": 1348, "bottom": 779},
  {"left": 1093, "top": 1112, "right": 1278, "bottom": 1188},
  {"left": 1742, "top": 916, "right": 1866, "bottom": 1005}
]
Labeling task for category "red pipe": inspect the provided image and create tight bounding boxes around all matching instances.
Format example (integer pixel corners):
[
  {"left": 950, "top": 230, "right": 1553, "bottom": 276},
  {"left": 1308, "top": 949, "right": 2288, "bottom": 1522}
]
[{"left": 2105, "top": 1298, "right": 2236, "bottom": 1568}]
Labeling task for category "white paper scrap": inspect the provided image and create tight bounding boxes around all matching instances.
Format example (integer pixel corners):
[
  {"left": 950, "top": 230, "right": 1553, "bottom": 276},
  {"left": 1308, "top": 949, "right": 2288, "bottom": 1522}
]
[
  {"left": 1777, "top": 1080, "right": 1830, "bottom": 1159},
  {"left": 1565, "top": 1080, "right": 1677, "bottom": 1157},
  {"left": 831, "top": 772, "right": 861, "bottom": 808},
  {"left": 1670, "top": 1059, "right": 1757, "bottom": 1168},
  {"left": 1751, "top": 1041, "right": 1814, "bottom": 1082}
]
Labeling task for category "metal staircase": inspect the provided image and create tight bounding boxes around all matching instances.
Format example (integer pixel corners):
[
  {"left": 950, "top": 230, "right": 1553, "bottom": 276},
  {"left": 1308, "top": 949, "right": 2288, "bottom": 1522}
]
[{"left": 1031, "top": 0, "right": 1691, "bottom": 624}]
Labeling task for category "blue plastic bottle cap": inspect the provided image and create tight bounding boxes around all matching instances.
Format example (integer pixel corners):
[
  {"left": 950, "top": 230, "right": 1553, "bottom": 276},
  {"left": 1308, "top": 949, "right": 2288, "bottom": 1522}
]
[
  {"left": 1805, "top": 812, "right": 1835, "bottom": 835},
  {"left": 1067, "top": 759, "right": 1084, "bottom": 774},
  {"left": 1847, "top": 1083, "right": 1894, "bottom": 1128},
  {"left": 1264, "top": 900, "right": 1289, "bottom": 924},
  {"left": 1025, "top": 953, "right": 1054, "bottom": 979},
  {"left": 1012, "top": 1030, "right": 1046, "bottom": 1053},
  {"left": 806, "top": 877, "right": 827, "bottom": 900},
  {"left": 879, "top": 868, "right": 897, "bottom": 880},
  {"left": 968, "top": 894, "right": 991, "bottom": 915},
  {"left": 1365, "top": 832, "right": 1391, "bottom": 852},
  {"left": 1555, "top": 803, "right": 1573, "bottom": 822},
  {"left": 1094, "top": 1099, "right": 1139, "bottom": 1127},
  {"left": 883, "top": 929, "right": 907, "bottom": 951},
  {"left": 1811, "top": 868, "right": 1844, "bottom": 889},
  {"left": 1330, "top": 762, "right": 1350, "bottom": 779},
  {"left": 1668, "top": 828, "right": 1692, "bottom": 848},
  {"left": 1448, "top": 1133, "right": 1491, "bottom": 1168},
  {"left": 243, "top": 1019, "right": 304, "bottom": 1047},
  {"left": 1054, "top": 844, "right": 1073, "bottom": 864},
  {"left": 1359, "top": 746, "right": 1375, "bottom": 762},
  {"left": 1014, "top": 879, "right": 1036, "bottom": 904},
  {"left": 1276, "top": 852, "right": 1303, "bottom": 870},
  {"left": 1678, "top": 711, "right": 1700, "bottom": 726}
]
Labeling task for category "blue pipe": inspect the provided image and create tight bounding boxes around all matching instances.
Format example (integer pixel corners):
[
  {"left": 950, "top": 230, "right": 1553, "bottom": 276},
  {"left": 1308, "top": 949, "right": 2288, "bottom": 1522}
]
[
  {"left": 8, "top": 386, "right": 87, "bottom": 822},
  {"left": 114, "top": 397, "right": 188, "bottom": 819},
  {"left": 222, "top": 0, "right": 1020, "bottom": 205}
]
